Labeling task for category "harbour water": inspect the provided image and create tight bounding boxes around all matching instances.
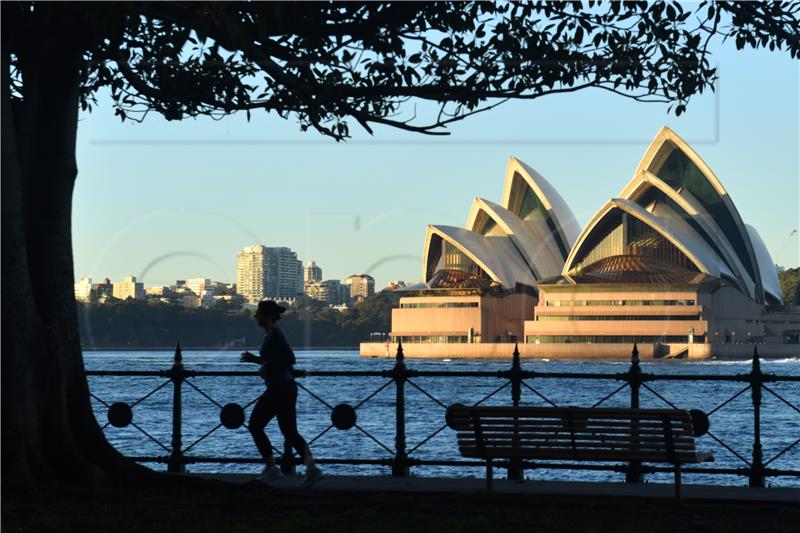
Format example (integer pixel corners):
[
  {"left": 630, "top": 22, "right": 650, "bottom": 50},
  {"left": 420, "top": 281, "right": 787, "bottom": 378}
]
[{"left": 86, "top": 350, "right": 800, "bottom": 487}]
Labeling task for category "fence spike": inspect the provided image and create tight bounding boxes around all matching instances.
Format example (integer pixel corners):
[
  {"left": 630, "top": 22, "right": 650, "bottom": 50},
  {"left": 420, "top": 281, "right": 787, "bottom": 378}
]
[{"left": 752, "top": 345, "right": 760, "bottom": 373}]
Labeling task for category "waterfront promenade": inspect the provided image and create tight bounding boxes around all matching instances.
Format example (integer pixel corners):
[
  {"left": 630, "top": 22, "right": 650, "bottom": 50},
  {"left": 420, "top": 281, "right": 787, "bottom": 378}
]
[
  {"left": 201, "top": 472, "right": 800, "bottom": 502},
  {"left": 5, "top": 474, "right": 798, "bottom": 532}
]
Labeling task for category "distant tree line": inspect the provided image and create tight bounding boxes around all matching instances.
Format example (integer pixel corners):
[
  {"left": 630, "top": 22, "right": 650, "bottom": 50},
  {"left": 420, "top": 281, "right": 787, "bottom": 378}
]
[
  {"left": 77, "top": 293, "right": 398, "bottom": 349},
  {"left": 779, "top": 267, "right": 800, "bottom": 304}
]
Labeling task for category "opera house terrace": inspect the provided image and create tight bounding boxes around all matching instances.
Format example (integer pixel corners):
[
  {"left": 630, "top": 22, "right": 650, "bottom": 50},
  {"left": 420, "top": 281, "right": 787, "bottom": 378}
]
[{"left": 361, "top": 128, "right": 800, "bottom": 360}]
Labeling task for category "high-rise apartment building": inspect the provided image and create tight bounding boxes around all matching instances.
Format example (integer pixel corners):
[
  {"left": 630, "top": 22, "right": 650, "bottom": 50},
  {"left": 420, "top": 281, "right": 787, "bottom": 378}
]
[
  {"left": 94, "top": 278, "right": 114, "bottom": 301},
  {"left": 145, "top": 286, "right": 170, "bottom": 297},
  {"left": 305, "top": 279, "right": 346, "bottom": 305},
  {"left": 186, "top": 278, "right": 213, "bottom": 296},
  {"left": 265, "top": 247, "right": 303, "bottom": 299},
  {"left": 304, "top": 261, "right": 322, "bottom": 283},
  {"left": 237, "top": 245, "right": 303, "bottom": 303},
  {"left": 304, "top": 280, "right": 321, "bottom": 300},
  {"left": 112, "top": 276, "right": 145, "bottom": 301},
  {"left": 344, "top": 274, "right": 375, "bottom": 302},
  {"left": 74, "top": 277, "right": 93, "bottom": 302},
  {"left": 237, "top": 245, "right": 267, "bottom": 304},
  {"left": 186, "top": 278, "right": 218, "bottom": 309}
]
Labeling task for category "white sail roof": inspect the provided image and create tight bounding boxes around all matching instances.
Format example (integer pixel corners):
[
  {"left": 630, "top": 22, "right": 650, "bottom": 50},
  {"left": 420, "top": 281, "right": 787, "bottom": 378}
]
[
  {"left": 465, "top": 197, "right": 565, "bottom": 279},
  {"left": 632, "top": 126, "right": 763, "bottom": 300},
  {"left": 745, "top": 225, "right": 782, "bottom": 303},
  {"left": 423, "top": 225, "right": 538, "bottom": 289},
  {"left": 620, "top": 170, "right": 757, "bottom": 299},
  {"left": 500, "top": 157, "right": 579, "bottom": 260},
  {"left": 563, "top": 198, "right": 734, "bottom": 279},
  {"left": 412, "top": 129, "right": 778, "bottom": 305}
]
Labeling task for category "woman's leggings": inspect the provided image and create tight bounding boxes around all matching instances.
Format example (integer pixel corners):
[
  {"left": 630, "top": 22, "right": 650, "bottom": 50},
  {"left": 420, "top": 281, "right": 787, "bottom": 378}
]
[{"left": 248, "top": 381, "right": 307, "bottom": 462}]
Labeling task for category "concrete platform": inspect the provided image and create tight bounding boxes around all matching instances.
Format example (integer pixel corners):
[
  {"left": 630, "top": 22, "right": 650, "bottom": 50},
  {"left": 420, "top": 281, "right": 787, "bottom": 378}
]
[
  {"left": 195, "top": 473, "right": 800, "bottom": 503},
  {"left": 359, "top": 341, "right": 800, "bottom": 360}
]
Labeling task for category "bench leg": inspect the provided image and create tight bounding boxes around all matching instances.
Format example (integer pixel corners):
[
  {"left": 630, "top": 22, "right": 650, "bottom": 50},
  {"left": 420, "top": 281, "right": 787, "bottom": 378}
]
[
  {"left": 486, "top": 458, "right": 493, "bottom": 492},
  {"left": 674, "top": 464, "right": 682, "bottom": 499}
]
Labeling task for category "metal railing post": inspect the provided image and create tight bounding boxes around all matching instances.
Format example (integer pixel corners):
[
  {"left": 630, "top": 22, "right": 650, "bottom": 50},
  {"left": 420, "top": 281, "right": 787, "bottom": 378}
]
[
  {"left": 508, "top": 343, "right": 523, "bottom": 480},
  {"left": 511, "top": 343, "right": 522, "bottom": 407},
  {"left": 749, "top": 346, "right": 765, "bottom": 487},
  {"left": 392, "top": 341, "right": 409, "bottom": 476},
  {"left": 167, "top": 342, "right": 185, "bottom": 474},
  {"left": 626, "top": 343, "right": 643, "bottom": 483}
]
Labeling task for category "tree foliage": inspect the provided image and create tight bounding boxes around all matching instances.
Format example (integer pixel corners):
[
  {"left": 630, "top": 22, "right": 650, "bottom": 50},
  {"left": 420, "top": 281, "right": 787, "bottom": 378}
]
[
  {"left": 779, "top": 267, "right": 800, "bottom": 305},
  {"left": 7, "top": 2, "right": 800, "bottom": 139},
  {"left": 77, "top": 294, "right": 398, "bottom": 348}
]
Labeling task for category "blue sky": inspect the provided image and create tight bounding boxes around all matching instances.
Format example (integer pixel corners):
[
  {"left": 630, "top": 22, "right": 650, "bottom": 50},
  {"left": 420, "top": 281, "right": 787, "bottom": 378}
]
[{"left": 73, "top": 44, "right": 799, "bottom": 289}]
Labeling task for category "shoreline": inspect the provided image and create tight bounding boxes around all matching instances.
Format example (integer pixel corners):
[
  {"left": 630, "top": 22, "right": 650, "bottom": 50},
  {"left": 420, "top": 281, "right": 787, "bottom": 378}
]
[
  {"left": 82, "top": 345, "right": 360, "bottom": 352},
  {"left": 360, "top": 341, "right": 800, "bottom": 360}
]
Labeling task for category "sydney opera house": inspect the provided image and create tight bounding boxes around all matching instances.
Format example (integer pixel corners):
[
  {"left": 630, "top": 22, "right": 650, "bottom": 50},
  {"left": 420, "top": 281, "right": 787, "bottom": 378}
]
[{"left": 361, "top": 128, "right": 799, "bottom": 359}]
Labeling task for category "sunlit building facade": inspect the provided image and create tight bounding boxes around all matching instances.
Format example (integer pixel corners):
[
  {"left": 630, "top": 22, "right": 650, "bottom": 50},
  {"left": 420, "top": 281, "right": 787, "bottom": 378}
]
[
  {"left": 345, "top": 274, "right": 375, "bottom": 302},
  {"left": 264, "top": 247, "right": 303, "bottom": 299},
  {"left": 305, "top": 279, "right": 347, "bottom": 305},
  {"left": 237, "top": 245, "right": 303, "bottom": 303},
  {"left": 74, "top": 277, "right": 93, "bottom": 302},
  {"left": 112, "top": 276, "right": 145, "bottom": 301},
  {"left": 304, "top": 261, "right": 322, "bottom": 283},
  {"left": 237, "top": 245, "right": 267, "bottom": 304}
]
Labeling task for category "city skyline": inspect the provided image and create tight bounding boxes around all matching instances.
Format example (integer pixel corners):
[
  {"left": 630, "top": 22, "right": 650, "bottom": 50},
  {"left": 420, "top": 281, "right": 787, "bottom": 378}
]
[
  {"left": 75, "top": 254, "right": 386, "bottom": 290},
  {"left": 75, "top": 256, "right": 383, "bottom": 308},
  {"left": 72, "top": 42, "right": 798, "bottom": 290}
]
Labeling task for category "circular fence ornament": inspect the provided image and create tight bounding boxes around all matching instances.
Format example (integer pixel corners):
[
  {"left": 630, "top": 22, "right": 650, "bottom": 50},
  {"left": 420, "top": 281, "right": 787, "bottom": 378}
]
[
  {"left": 445, "top": 403, "right": 466, "bottom": 430},
  {"left": 220, "top": 403, "right": 245, "bottom": 429},
  {"left": 107, "top": 402, "right": 133, "bottom": 428},
  {"left": 331, "top": 404, "right": 357, "bottom": 430}
]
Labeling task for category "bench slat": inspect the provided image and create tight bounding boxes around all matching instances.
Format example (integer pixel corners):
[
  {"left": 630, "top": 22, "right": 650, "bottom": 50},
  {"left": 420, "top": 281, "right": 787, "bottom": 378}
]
[
  {"left": 449, "top": 416, "right": 692, "bottom": 427},
  {"left": 449, "top": 407, "right": 691, "bottom": 418},
  {"left": 457, "top": 436, "right": 696, "bottom": 448},
  {"left": 457, "top": 424, "right": 694, "bottom": 438},
  {"left": 458, "top": 444, "right": 701, "bottom": 455},
  {"left": 457, "top": 443, "right": 697, "bottom": 455},
  {"left": 457, "top": 435, "right": 697, "bottom": 448},
  {"left": 449, "top": 414, "right": 692, "bottom": 421},
  {"left": 453, "top": 418, "right": 693, "bottom": 428},
  {"left": 455, "top": 424, "right": 694, "bottom": 437},
  {"left": 458, "top": 447, "right": 708, "bottom": 462}
]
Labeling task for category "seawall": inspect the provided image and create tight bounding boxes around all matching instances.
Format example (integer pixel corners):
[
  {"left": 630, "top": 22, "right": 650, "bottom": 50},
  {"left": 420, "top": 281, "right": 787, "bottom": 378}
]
[{"left": 359, "top": 342, "right": 800, "bottom": 360}]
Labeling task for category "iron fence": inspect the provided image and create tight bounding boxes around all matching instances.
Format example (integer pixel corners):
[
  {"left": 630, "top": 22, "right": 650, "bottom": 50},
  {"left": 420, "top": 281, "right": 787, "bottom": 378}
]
[{"left": 87, "top": 343, "right": 800, "bottom": 487}]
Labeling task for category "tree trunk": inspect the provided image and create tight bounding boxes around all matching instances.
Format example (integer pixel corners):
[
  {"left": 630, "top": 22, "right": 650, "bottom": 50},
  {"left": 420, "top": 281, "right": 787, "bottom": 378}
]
[{"left": 2, "top": 42, "right": 150, "bottom": 489}]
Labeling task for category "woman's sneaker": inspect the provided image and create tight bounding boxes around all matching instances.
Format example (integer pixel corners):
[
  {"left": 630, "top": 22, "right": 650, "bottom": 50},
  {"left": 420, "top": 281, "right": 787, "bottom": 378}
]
[
  {"left": 298, "top": 466, "right": 324, "bottom": 488},
  {"left": 257, "top": 465, "right": 284, "bottom": 483}
]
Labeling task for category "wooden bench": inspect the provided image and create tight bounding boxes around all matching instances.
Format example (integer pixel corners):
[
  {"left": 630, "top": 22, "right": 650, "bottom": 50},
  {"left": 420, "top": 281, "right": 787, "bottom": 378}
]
[{"left": 445, "top": 405, "right": 713, "bottom": 497}]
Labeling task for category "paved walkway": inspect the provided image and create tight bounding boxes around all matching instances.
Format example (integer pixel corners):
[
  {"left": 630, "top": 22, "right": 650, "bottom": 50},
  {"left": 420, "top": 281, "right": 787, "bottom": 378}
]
[{"left": 196, "top": 473, "right": 800, "bottom": 503}]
